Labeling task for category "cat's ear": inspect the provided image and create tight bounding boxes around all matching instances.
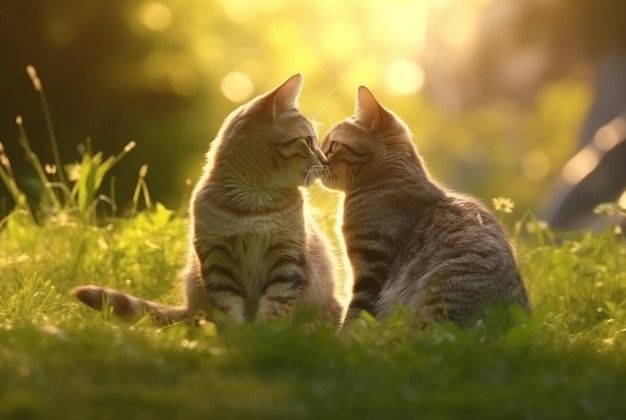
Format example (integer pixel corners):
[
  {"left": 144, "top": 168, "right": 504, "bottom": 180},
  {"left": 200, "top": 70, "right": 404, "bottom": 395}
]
[
  {"left": 274, "top": 73, "right": 303, "bottom": 112},
  {"left": 355, "top": 86, "right": 389, "bottom": 131},
  {"left": 260, "top": 73, "right": 303, "bottom": 119}
]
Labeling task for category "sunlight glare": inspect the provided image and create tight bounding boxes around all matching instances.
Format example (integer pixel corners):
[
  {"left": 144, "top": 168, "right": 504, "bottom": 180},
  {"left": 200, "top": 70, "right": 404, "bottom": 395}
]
[
  {"left": 221, "top": 0, "right": 255, "bottom": 22},
  {"left": 221, "top": 0, "right": 287, "bottom": 22},
  {"left": 341, "top": 57, "right": 381, "bottom": 94},
  {"left": 266, "top": 21, "right": 299, "bottom": 49},
  {"left": 257, "top": 0, "right": 288, "bottom": 14},
  {"left": 139, "top": 1, "right": 172, "bottom": 32},
  {"left": 384, "top": 60, "right": 425, "bottom": 96},
  {"left": 321, "top": 24, "right": 360, "bottom": 60},
  {"left": 221, "top": 71, "right": 255, "bottom": 103},
  {"left": 386, "top": 1, "right": 429, "bottom": 55}
]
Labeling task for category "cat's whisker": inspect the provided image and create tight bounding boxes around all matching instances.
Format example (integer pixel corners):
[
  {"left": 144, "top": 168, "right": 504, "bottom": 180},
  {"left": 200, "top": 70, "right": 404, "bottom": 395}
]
[
  {"left": 305, "top": 165, "right": 323, "bottom": 186},
  {"left": 314, "top": 165, "right": 333, "bottom": 188}
]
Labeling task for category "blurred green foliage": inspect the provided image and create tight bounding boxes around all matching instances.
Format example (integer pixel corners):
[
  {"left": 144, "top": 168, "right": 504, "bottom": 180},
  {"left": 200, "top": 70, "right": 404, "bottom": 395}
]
[{"left": 0, "top": 0, "right": 590, "bottom": 219}]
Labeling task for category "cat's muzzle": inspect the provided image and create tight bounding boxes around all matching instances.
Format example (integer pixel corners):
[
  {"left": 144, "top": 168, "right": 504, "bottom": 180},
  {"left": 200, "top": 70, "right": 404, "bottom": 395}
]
[
  {"left": 304, "top": 164, "right": 328, "bottom": 186},
  {"left": 317, "top": 165, "right": 334, "bottom": 187}
]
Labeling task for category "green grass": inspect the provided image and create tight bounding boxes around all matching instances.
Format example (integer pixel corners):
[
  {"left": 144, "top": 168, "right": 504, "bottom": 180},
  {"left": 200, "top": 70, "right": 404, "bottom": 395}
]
[
  {"left": 2, "top": 73, "right": 626, "bottom": 418},
  {"left": 1, "top": 201, "right": 626, "bottom": 419}
]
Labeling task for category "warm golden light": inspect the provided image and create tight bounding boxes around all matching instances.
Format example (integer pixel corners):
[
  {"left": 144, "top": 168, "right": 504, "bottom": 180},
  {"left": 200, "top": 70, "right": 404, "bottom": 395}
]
[
  {"left": 221, "top": 0, "right": 287, "bottom": 23},
  {"left": 221, "top": 71, "right": 255, "bottom": 103},
  {"left": 139, "top": 1, "right": 172, "bottom": 32},
  {"left": 562, "top": 147, "right": 600, "bottom": 185},
  {"left": 384, "top": 60, "right": 425, "bottom": 96},
  {"left": 221, "top": 0, "right": 255, "bottom": 23},
  {"left": 209, "top": 0, "right": 492, "bottom": 98},
  {"left": 386, "top": 1, "right": 430, "bottom": 55},
  {"left": 320, "top": 24, "right": 360, "bottom": 60}
]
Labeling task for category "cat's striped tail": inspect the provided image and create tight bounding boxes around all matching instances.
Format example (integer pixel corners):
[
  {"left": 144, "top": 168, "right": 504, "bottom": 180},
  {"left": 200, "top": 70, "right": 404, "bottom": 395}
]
[{"left": 72, "top": 285, "right": 188, "bottom": 326}]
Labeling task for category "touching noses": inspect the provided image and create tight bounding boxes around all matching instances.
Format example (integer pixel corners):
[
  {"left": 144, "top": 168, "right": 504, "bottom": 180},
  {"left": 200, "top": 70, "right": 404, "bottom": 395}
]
[{"left": 315, "top": 148, "right": 329, "bottom": 165}]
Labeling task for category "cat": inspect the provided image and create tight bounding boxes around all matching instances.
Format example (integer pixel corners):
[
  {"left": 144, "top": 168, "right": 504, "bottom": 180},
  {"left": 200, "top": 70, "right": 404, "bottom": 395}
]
[
  {"left": 73, "top": 74, "right": 343, "bottom": 326},
  {"left": 319, "top": 86, "right": 531, "bottom": 326}
]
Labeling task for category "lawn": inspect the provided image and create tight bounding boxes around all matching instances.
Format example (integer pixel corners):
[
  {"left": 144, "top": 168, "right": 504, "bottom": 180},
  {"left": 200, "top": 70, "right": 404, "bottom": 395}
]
[
  {"left": 1, "top": 83, "right": 625, "bottom": 417},
  {"left": 1, "top": 197, "right": 626, "bottom": 419}
]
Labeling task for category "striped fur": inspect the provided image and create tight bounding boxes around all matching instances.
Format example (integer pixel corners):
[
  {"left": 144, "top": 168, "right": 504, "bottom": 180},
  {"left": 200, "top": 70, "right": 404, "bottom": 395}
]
[
  {"left": 320, "top": 86, "right": 530, "bottom": 326},
  {"left": 73, "top": 74, "right": 343, "bottom": 326}
]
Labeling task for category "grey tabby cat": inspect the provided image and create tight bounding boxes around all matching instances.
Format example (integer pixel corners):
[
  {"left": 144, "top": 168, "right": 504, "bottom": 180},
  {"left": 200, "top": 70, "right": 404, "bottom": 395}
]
[
  {"left": 320, "top": 86, "right": 530, "bottom": 326},
  {"left": 74, "top": 74, "right": 343, "bottom": 325}
]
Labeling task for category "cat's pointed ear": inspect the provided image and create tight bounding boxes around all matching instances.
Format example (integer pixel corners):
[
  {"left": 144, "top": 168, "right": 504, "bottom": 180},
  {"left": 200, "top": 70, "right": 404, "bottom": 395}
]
[
  {"left": 261, "top": 73, "right": 303, "bottom": 119},
  {"left": 355, "top": 86, "right": 389, "bottom": 131},
  {"left": 274, "top": 73, "right": 303, "bottom": 112}
]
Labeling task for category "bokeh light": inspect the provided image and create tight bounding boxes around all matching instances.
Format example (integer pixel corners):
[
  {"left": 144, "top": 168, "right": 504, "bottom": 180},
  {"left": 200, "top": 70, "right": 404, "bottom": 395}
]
[
  {"left": 220, "top": 0, "right": 289, "bottom": 23},
  {"left": 221, "top": 71, "right": 255, "bottom": 103},
  {"left": 384, "top": 60, "right": 425, "bottom": 96},
  {"left": 2, "top": 0, "right": 608, "bottom": 220},
  {"left": 139, "top": 1, "right": 172, "bottom": 32}
]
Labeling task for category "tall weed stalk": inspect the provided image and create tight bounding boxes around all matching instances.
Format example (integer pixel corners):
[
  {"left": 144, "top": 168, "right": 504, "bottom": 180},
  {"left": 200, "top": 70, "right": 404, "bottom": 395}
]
[{"left": 0, "top": 66, "right": 144, "bottom": 224}]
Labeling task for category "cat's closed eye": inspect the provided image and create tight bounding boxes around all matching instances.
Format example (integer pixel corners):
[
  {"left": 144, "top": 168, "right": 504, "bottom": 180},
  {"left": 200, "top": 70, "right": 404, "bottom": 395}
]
[{"left": 283, "top": 135, "right": 314, "bottom": 147}]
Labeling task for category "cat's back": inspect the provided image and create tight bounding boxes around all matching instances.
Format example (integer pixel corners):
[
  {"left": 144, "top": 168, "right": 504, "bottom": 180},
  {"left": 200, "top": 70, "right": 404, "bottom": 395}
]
[
  {"left": 413, "top": 193, "right": 513, "bottom": 256},
  {"left": 396, "top": 193, "right": 519, "bottom": 279},
  {"left": 379, "top": 192, "right": 530, "bottom": 324}
]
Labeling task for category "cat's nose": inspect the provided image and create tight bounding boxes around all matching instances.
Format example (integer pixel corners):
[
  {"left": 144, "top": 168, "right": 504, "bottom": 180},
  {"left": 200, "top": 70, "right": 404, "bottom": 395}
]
[{"left": 316, "top": 149, "right": 329, "bottom": 165}]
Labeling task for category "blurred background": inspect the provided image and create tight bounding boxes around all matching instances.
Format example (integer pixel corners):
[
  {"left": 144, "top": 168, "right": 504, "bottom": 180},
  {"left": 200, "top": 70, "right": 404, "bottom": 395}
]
[{"left": 1, "top": 0, "right": 625, "bottom": 229}]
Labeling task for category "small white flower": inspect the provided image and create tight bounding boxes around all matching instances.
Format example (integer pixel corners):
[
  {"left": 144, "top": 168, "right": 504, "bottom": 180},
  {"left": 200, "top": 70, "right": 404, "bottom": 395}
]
[
  {"left": 492, "top": 196, "right": 515, "bottom": 214},
  {"left": 65, "top": 163, "right": 81, "bottom": 182},
  {"left": 44, "top": 164, "right": 57, "bottom": 175},
  {"left": 593, "top": 203, "right": 616, "bottom": 216}
]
